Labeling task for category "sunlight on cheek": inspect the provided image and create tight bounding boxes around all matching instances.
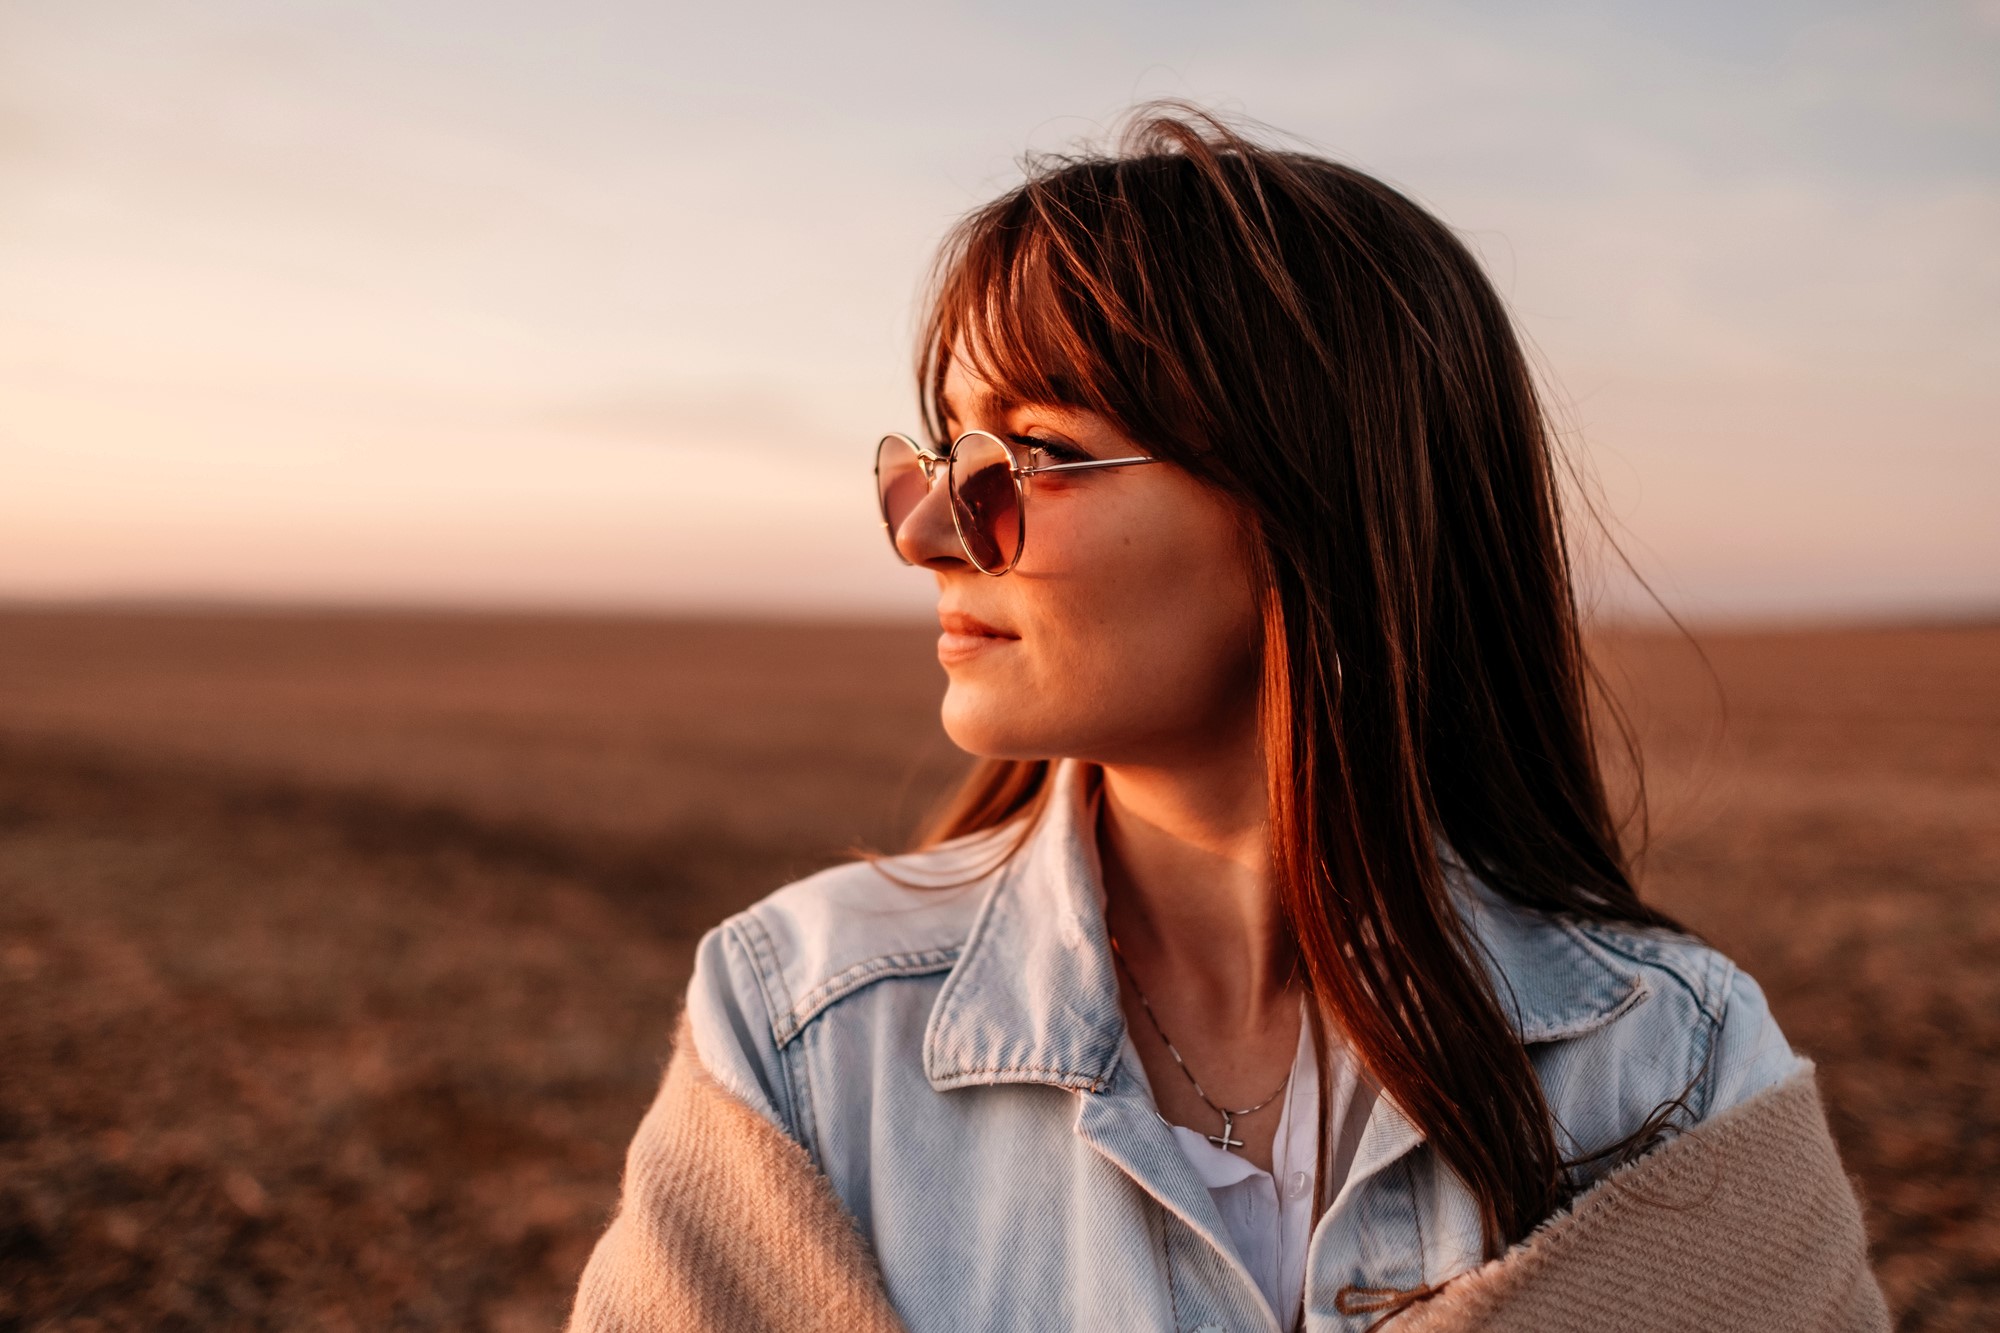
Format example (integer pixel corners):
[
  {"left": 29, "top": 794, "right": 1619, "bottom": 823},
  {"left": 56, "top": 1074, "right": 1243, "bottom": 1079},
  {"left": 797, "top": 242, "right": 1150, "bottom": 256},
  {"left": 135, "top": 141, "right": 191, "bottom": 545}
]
[{"left": 936, "top": 486, "right": 1258, "bottom": 764}]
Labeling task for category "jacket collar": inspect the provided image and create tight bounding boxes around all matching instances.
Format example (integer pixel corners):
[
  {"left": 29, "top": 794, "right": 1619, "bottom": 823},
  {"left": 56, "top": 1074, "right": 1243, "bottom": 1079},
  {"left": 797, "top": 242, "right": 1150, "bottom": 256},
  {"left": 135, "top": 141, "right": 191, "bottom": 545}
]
[{"left": 922, "top": 756, "right": 1650, "bottom": 1093}]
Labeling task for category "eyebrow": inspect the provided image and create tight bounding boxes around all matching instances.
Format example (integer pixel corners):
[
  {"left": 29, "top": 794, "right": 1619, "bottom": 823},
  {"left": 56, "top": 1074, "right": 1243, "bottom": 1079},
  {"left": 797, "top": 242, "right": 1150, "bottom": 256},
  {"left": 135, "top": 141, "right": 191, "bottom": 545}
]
[
  {"left": 942, "top": 388, "right": 1093, "bottom": 436},
  {"left": 940, "top": 389, "right": 1021, "bottom": 433}
]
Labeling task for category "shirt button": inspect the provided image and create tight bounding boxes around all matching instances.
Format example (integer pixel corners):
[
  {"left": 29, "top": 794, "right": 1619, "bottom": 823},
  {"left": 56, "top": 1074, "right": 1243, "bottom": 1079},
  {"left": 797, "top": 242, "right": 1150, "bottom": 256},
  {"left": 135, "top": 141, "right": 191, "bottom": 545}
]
[{"left": 1286, "top": 1171, "right": 1311, "bottom": 1199}]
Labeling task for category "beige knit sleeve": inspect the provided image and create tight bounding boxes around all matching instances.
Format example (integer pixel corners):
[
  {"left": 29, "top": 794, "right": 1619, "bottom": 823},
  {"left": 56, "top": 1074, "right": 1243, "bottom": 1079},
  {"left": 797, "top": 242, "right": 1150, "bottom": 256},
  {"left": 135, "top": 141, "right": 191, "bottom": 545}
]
[
  {"left": 566, "top": 1009, "right": 908, "bottom": 1333},
  {"left": 1386, "top": 1064, "right": 1889, "bottom": 1333}
]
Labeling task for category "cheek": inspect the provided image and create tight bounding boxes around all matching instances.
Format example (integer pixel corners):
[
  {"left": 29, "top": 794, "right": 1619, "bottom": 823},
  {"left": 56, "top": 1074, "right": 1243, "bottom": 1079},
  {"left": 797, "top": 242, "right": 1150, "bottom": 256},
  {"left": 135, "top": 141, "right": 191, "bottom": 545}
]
[
  {"left": 938, "top": 486, "right": 1261, "bottom": 760},
  {"left": 1077, "top": 532, "right": 1260, "bottom": 725}
]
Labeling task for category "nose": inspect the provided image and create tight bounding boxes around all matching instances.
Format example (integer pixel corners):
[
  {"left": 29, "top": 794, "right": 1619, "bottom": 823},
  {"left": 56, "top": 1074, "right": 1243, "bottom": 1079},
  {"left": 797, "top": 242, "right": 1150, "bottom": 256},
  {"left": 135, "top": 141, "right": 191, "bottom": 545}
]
[{"left": 893, "top": 465, "right": 971, "bottom": 571}]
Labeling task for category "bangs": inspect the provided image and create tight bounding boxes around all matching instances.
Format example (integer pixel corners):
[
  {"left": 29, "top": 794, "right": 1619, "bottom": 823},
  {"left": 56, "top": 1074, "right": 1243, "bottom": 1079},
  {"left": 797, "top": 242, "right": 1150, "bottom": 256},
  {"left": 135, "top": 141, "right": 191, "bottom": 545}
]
[{"left": 916, "top": 190, "right": 1133, "bottom": 449}]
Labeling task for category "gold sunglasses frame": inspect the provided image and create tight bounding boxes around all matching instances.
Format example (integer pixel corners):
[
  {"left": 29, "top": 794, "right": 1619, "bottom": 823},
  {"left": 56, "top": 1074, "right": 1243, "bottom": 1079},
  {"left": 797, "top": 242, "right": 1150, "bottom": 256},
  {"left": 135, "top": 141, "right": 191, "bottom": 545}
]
[{"left": 874, "top": 429, "right": 1162, "bottom": 576}]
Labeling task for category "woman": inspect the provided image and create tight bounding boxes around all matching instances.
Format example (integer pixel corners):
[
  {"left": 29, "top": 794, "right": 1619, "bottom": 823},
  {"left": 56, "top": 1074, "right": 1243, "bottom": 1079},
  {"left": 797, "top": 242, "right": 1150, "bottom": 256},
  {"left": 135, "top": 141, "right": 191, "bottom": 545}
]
[{"left": 569, "top": 106, "right": 1886, "bottom": 1332}]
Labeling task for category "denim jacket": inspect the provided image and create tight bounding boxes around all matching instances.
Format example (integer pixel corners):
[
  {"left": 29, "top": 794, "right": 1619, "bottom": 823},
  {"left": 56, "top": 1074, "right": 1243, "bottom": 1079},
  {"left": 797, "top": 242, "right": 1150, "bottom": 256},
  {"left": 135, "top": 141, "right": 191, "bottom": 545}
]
[{"left": 683, "top": 757, "right": 1803, "bottom": 1333}]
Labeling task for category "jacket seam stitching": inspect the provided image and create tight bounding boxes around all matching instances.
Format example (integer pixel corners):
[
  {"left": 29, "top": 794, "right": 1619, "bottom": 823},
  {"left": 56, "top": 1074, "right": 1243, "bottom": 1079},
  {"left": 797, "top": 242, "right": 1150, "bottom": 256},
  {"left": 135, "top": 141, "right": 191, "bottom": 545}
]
[
  {"left": 792, "top": 1022, "right": 826, "bottom": 1171},
  {"left": 733, "top": 914, "right": 791, "bottom": 1042},
  {"left": 1152, "top": 1197, "right": 1181, "bottom": 1330},
  {"left": 930, "top": 1064, "right": 1106, "bottom": 1084},
  {"left": 776, "top": 949, "right": 964, "bottom": 1048},
  {"left": 715, "top": 918, "right": 799, "bottom": 1140},
  {"left": 1689, "top": 959, "right": 1735, "bottom": 1121},
  {"left": 1405, "top": 1156, "right": 1429, "bottom": 1287},
  {"left": 1480, "top": 914, "right": 1654, "bottom": 1044},
  {"left": 1569, "top": 927, "right": 1724, "bottom": 1027},
  {"left": 736, "top": 914, "right": 823, "bottom": 1161}
]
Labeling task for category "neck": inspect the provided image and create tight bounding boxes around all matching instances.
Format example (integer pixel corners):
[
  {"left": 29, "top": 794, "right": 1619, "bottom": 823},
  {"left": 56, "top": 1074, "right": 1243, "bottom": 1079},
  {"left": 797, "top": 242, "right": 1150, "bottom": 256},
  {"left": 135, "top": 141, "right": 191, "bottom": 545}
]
[{"left": 1093, "top": 739, "right": 1300, "bottom": 1030}]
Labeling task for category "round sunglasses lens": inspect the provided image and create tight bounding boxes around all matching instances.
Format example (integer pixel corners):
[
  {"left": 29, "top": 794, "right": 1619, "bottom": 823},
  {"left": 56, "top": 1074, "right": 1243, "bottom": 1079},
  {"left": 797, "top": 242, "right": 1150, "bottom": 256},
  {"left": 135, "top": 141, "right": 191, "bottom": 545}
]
[
  {"left": 947, "top": 433, "right": 1021, "bottom": 572},
  {"left": 875, "top": 436, "right": 929, "bottom": 551}
]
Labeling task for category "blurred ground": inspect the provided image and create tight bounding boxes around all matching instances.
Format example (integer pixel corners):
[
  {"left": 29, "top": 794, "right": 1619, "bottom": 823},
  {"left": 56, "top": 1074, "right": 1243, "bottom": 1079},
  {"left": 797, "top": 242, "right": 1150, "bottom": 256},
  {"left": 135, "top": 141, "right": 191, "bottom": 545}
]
[{"left": 0, "top": 608, "right": 1993, "bottom": 1330}]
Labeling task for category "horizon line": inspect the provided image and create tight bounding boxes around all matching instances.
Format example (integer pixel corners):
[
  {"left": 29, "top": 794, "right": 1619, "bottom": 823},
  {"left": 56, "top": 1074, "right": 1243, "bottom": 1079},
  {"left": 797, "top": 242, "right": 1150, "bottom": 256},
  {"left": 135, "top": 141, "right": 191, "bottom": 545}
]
[{"left": 2, "top": 593, "right": 1994, "bottom": 636}]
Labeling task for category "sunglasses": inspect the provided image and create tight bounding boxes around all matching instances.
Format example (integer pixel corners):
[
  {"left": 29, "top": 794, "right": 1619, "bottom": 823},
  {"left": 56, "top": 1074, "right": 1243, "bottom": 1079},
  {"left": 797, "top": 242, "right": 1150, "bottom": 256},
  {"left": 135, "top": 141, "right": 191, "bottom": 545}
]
[{"left": 874, "top": 430, "right": 1162, "bottom": 575}]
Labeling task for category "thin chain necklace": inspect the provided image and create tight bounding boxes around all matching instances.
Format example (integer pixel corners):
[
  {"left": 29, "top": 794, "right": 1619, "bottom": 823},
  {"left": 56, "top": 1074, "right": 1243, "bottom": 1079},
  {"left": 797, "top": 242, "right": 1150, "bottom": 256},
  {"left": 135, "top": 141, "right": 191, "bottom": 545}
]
[{"left": 1106, "top": 927, "right": 1292, "bottom": 1153}]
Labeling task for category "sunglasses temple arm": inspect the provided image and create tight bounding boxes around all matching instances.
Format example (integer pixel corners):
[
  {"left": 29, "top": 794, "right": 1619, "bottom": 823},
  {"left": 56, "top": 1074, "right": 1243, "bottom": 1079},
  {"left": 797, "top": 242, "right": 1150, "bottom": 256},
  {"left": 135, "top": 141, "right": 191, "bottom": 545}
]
[{"left": 1016, "top": 456, "right": 1160, "bottom": 476}]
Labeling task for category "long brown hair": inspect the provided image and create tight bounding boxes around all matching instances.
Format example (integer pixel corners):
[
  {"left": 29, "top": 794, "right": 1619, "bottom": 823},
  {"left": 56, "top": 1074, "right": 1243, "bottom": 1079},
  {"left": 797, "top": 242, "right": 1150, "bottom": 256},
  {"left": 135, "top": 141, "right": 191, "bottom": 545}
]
[{"left": 897, "top": 103, "right": 1688, "bottom": 1270}]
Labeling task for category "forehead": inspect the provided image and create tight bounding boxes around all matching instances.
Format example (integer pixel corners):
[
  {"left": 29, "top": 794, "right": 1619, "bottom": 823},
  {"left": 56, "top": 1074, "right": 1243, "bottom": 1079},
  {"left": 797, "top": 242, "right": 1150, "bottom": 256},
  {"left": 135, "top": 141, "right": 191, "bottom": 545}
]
[
  {"left": 940, "top": 354, "right": 1079, "bottom": 429},
  {"left": 939, "top": 357, "right": 1013, "bottom": 424}
]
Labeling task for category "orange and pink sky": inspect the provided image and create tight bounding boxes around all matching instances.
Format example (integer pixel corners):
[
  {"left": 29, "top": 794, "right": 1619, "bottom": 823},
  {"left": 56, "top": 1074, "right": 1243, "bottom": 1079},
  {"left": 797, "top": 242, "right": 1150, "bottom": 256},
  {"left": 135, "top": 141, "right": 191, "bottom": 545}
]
[{"left": 3, "top": 1, "right": 1995, "bottom": 621}]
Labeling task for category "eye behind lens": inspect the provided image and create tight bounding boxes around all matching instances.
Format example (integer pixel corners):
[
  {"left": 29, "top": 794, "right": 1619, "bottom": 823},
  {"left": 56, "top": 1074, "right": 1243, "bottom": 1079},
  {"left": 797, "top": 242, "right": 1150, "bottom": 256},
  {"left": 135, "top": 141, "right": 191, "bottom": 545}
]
[{"left": 948, "top": 432, "right": 1022, "bottom": 572}]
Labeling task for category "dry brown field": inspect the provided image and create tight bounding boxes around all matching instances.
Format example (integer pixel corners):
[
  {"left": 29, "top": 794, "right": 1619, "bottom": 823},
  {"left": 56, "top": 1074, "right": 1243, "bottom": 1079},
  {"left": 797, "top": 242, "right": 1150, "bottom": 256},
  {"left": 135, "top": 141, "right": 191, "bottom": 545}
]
[{"left": 0, "top": 607, "right": 1993, "bottom": 1330}]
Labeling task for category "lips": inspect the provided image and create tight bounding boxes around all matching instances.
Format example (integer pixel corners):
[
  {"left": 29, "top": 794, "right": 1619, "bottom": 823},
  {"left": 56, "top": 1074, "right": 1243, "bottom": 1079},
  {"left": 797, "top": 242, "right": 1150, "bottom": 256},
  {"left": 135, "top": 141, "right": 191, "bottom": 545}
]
[
  {"left": 938, "top": 611, "right": 1017, "bottom": 640},
  {"left": 936, "top": 609, "right": 1018, "bottom": 666}
]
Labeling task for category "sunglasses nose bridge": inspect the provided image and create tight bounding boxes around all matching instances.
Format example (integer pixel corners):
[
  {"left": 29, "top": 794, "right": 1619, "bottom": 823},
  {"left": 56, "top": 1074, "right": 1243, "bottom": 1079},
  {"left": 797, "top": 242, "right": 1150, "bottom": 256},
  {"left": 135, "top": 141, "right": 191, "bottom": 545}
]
[{"left": 876, "top": 432, "right": 1020, "bottom": 576}]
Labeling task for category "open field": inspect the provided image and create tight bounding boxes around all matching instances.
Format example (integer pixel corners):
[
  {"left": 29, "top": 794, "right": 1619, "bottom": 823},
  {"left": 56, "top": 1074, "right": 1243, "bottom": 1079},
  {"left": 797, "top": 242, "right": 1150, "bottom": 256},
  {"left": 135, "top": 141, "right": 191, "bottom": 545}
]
[{"left": 1, "top": 608, "right": 1995, "bottom": 1330}]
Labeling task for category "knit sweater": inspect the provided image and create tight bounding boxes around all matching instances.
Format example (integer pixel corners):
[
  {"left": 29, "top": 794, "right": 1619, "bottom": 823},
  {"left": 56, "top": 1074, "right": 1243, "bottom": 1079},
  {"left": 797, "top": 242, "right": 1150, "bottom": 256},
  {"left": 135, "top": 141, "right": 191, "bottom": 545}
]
[{"left": 567, "top": 1008, "right": 1889, "bottom": 1333}]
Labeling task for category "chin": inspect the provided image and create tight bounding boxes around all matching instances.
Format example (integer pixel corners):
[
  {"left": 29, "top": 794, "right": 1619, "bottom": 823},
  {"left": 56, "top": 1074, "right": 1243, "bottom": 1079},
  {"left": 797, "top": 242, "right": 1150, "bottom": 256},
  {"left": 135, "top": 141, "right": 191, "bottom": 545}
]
[{"left": 939, "top": 685, "right": 1062, "bottom": 761}]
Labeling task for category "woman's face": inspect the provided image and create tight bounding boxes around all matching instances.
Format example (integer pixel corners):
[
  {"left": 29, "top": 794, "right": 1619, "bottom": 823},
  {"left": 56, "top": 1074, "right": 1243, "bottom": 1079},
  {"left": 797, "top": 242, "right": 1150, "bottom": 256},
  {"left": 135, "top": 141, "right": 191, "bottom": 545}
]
[{"left": 898, "top": 356, "right": 1263, "bottom": 767}]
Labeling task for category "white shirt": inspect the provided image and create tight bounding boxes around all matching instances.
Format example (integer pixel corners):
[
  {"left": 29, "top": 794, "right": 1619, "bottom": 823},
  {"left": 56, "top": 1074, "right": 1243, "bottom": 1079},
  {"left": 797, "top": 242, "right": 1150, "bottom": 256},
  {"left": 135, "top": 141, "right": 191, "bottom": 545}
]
[{"left": 1121, "top": 994, "right": 1377, "bottom": 1330}]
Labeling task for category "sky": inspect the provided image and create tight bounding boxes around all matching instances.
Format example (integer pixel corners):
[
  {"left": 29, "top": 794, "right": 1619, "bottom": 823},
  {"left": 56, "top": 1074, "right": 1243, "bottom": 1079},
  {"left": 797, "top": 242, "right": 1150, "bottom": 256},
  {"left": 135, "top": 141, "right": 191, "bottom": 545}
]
[{"left": 2, "top": 0, "right": 1995, "bottom": 622}]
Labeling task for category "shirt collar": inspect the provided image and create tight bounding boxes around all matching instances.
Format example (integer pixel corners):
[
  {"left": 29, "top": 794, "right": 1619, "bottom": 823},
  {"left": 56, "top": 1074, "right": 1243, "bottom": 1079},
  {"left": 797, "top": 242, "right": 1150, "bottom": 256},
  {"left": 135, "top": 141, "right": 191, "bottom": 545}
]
[{"left": 922, "top": 756, "right": 1650, "bottom": 1094}]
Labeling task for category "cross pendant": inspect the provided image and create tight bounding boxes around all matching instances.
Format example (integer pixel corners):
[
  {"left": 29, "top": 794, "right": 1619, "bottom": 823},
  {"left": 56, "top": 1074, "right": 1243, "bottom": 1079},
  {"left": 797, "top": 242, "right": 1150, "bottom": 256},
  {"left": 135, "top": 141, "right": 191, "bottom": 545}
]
[{"left": 1207, "top": 1112, "right": 1245, "bottom": 1151}]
